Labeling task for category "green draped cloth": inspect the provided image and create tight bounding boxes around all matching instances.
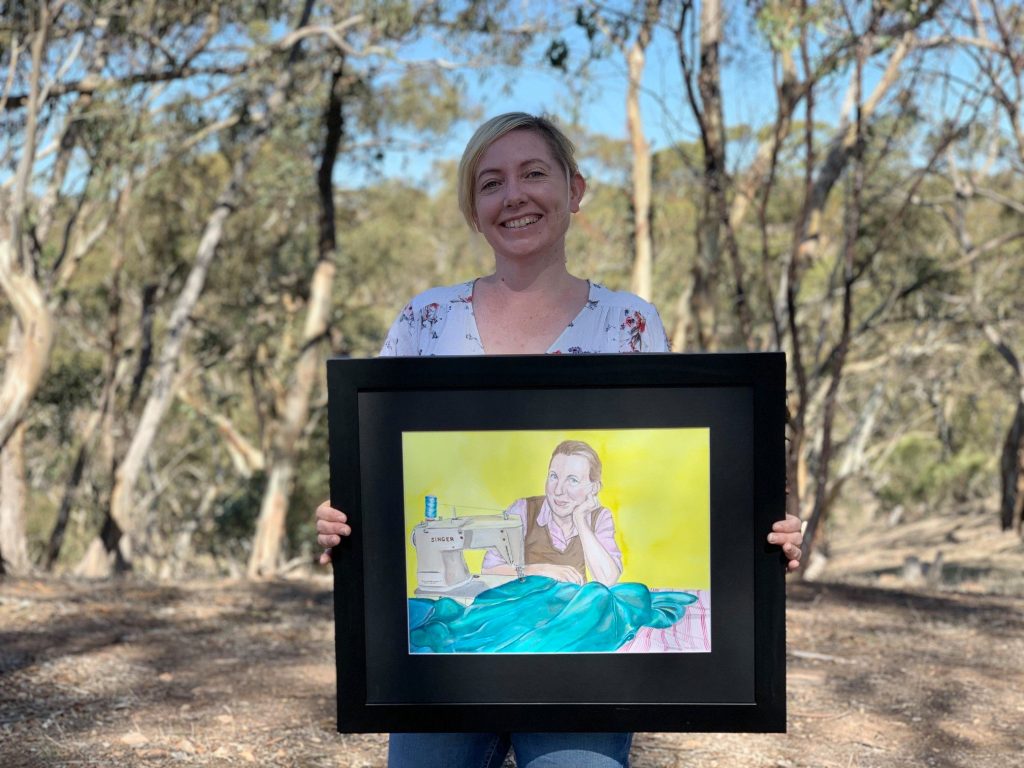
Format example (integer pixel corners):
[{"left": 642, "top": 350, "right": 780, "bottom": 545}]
[{"left": 408, "top": 575, "right": 697, "bottom": 653}]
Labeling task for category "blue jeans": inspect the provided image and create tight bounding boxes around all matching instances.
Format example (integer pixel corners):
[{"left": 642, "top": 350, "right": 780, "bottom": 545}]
[{"left": 387, "top": 732, "right": 633, "bottom": 768}]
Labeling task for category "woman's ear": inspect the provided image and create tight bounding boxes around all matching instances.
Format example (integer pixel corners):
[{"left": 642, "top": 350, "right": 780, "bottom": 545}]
[
  {"left": 568, "top": 172, "right": 586, "bottom": 213},
  {"left": 591, "top": 480, "right": 602, "bottom": 495}
]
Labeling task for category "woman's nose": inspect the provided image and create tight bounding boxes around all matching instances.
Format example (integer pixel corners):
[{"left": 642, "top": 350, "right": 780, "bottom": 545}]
[{"left": 503, "top": 179, "right": 525, "bottom": 206}]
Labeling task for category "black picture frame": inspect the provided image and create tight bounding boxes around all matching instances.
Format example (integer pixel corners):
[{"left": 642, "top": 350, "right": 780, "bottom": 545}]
[{"left": 327, "top": 352, "right": 786, "bottom": 733}]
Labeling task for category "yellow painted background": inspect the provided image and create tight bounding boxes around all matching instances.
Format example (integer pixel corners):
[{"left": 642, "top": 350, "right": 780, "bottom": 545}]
[{"left": 401, "top": 428, "right": 709, "bottom": 597}]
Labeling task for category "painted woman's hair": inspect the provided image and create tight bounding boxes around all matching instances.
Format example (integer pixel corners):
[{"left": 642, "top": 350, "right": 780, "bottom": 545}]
[{"left": 550, "top": 440, "right": 602, "bottom": 483}]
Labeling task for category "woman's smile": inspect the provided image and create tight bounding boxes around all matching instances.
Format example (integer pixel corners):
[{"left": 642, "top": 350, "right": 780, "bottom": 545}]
[{"left": 502, "top": 215, "right": 541, "bottom": 229}]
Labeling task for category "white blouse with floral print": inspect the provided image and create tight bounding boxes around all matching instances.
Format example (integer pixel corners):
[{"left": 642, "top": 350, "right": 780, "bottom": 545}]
[{"left": 379, "top": 280, "right": 671, "bottom": 356}]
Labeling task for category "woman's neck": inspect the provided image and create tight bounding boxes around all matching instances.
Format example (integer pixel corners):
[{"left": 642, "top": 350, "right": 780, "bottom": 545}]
[
  {"left": 470, "top": 260, "right": 590, "bottom": 354},
  {"left": 483, "top": 256, "right": 580, "bottom": 297}
]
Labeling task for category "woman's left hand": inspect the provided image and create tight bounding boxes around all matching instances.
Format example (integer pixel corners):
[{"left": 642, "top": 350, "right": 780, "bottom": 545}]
[
  {"left": 570, "top": 492, "right": 601, "bottom": 530},
  {"left": 769, "top": 514, "right": 803, "bottom": 572}
]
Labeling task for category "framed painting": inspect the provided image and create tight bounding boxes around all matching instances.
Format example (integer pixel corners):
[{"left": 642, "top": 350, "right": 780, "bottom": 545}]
[{"left": 327, "top": 352, "right": 786, "bottom": 733}]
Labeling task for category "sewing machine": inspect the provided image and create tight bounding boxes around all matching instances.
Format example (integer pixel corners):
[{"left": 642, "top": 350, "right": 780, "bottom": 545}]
[{"left": 411, "top": 510, "right": 525, "bottom": 601}]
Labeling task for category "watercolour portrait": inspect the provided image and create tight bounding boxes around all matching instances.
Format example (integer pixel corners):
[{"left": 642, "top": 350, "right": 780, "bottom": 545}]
[
  {"left": 329, "top": 353, "right": 786, "bottom": 731},
  {"left": 401, "top": 428, "right": 711, "bottom": 655}
]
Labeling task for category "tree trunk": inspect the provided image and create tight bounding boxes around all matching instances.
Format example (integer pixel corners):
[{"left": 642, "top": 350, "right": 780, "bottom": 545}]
[
  {"left": 0, "top": 245, "right": 56, "bottom": 454},
  {"left": 0, "top": 6, "right": 56, "bottom": 454},
  {"left": 626, "top": 37, "right": 653, "bottom": 301},
  {"left": 999, "top": 396, "right": 1024, "bottom": 532},
  {"left": 109, "top": 157, "right": 250, "bottom": 564},
  {"left": 800, "top": 37, "right": 866, "bottom": 571},
  {"left": 248, "top": 64, "right": 343, "bottom": 578},
  {"left": 0, "top": 422, "right": 31, "bottom": 574},
  {"left": 690, "top": 0, "right": 725, "bottom": 351},
  {"left": 246, "top": 257, "right": 337, "bottom": 578}
]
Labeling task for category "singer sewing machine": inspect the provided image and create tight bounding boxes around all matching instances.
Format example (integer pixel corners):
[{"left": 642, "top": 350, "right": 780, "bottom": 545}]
[{"left": 411, "top": 510, "right": 525, "bottom": 601}]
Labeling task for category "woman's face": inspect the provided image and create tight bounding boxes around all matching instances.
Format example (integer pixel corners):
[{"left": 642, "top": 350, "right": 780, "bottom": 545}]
[
  {"left": 472, "top": 129, "right": 585, "bottom": 263},
  {"left": 545, "top": 453, "right": 595, "bottom": 518}
]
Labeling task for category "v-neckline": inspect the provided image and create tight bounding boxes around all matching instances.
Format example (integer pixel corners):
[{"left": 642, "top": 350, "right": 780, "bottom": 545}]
[{"left": 466, "top": 279, "right": 593, "bottom": 355}]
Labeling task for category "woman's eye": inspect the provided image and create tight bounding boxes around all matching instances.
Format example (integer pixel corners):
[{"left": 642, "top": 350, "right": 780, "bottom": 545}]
[
  {"left": 480, "top": 179, "right": 499, "bottom": 191},
  {"left": 568, "top": 478, "right": 578, "bottom": 486}
]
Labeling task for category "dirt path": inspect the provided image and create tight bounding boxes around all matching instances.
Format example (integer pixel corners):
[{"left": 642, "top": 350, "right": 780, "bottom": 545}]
[{"left": 2, "top": 539, "right": 1023, "bottom": 767}]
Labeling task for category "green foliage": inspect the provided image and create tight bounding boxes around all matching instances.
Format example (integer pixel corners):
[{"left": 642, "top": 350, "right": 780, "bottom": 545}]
[
  {"left": 878, "top": 434, "right": 992, "bottom": 511},
  {"left": 752, "top": 0, "right": 838, "bottom": 53},
  {"left": 371, "top": 67, "right": 466, "bottom": 135},
  {"left": 206, "top": 474, "right": 268, "bottom": 560}
]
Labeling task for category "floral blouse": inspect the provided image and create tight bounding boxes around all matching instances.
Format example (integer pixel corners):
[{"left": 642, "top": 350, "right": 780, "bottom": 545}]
[{"left": 380, "top": 280, "right": 671, "bottom": 356}]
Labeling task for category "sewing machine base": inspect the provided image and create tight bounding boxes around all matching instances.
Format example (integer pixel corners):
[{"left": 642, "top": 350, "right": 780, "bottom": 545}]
[{"left": 414, "top": 573, "right": 515, "bottom": 604}]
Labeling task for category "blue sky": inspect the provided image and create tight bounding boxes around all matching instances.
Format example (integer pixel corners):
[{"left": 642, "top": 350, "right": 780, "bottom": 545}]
[
  {"left": 348, "top": 4, "right": 783, "bottom": 187},
  {"left": 341, "top": 2, "right": 988, "bottom": 190}
]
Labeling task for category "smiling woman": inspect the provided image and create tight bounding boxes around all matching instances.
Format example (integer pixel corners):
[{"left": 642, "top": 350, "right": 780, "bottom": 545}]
[{"left": 314, "top": 111, "right": 804, "bottom": 768}]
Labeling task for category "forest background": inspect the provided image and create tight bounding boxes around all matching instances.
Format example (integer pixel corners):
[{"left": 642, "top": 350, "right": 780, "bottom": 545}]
[{"left": 1, "top": 0, "right": 1023, "bottom": 583}]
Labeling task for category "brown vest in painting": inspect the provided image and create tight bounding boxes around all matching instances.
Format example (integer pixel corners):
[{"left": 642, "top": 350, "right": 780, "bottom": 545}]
[{"left": 523, "top": 495, "right": 601, "bottom": 582}]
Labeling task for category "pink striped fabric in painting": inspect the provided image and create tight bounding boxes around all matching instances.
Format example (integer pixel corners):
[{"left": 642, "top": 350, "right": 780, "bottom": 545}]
[{"left": 618, "top": 590, "right": 711, "bottom": 653}]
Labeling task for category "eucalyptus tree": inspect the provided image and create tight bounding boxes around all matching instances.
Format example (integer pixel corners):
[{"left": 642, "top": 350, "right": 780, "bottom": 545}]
[
  {"left": 0, "top": 0, "right": 238, "bottom": 572},
  {"left": 911, "top": 0, "right": 1024, "bottom": 534}
]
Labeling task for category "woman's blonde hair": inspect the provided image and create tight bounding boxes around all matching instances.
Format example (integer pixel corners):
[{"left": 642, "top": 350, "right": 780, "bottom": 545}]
[
  {"left": 457, "top": 112, "right": 581, "bottom": 229},
  {"left": 550, "top": 440, "right": 602, "bottom": 483}
]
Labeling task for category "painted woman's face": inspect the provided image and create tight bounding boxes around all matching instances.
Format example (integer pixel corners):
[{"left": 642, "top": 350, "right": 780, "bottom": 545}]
[{"left": 545, "top": 453, "right": 594, "bottom": 518}]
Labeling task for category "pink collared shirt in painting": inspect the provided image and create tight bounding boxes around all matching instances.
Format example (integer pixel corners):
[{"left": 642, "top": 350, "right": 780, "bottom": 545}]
[
  {"left": 379, "top": 280, "right": 670, "bottom": 357},
  {"left": 480, "top": 497, "right": 623, "bottom": 577}
]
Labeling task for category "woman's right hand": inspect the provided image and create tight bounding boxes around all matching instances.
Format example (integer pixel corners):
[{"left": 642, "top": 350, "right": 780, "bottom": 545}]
[
  {"left": 316, "top": 500, "right": 351, "bottom": 565},
  {"left": 525, "top": 563, "right": 585, "bottom": 585}
]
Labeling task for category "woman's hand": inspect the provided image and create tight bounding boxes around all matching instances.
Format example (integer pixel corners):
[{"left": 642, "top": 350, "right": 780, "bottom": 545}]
[
  {"left": 525, "top": 563, "right": 585, "bottom": 585},
  {"left": 316, "top": 500, "right": 351, "bottom": 565},
  {"left": 569, "top": 491, "right": 600, "bottom": 531},
  {"left": 570, "top": 490, "right": 622, "bottom": 587},
  {"left": 769, "top": 514, "right": 803, "bottom": 572}
]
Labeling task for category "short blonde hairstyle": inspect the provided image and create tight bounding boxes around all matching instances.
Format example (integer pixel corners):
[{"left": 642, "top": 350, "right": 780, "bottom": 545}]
[
  {"left": 550, "top": 440, "right": 602, "bottom": 483},
  {"left": 457, "top": 112, "right": 581, "bottom": 229}
]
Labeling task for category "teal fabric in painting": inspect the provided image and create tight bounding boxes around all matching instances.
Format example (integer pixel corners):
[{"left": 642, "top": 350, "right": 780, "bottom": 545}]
[{"left": 408, "top": 576, "right": 698, "bottom": 653}]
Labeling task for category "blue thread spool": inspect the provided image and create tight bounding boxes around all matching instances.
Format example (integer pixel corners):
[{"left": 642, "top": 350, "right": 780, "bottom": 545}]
[{"left": 424, "top": 495, "right": 438, "bottom": 520}]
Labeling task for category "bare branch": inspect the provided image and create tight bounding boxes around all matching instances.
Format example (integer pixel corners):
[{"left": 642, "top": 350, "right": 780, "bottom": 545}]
[{"left": 0, "top": 36, "right": 22, "bottom": 115}]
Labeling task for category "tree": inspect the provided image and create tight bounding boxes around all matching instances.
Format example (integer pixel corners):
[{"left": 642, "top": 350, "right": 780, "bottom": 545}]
[
  {"left": 106, "top": 1, "right": 321, "bottom": 570},
  {"left": 0, "top": 1, "right": 156, "bottom": 571},
  {"left": 247, "top": 62, "right": 344, "bottom": 577},
  {"left": 581, "top": 1, "right": 664, "bottom": 301}
]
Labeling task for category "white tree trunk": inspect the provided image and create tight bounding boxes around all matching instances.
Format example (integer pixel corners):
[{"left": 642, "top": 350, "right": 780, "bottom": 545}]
[
  {"left": 108, "top": 157, "right": 252, "bottom": 564},
  {"left": 0, "top": 245, "right": 57, "bottom": 455},
  {"left": 248, "top": 257, "right": 337, "bottom": 577},
  {"left": 0, "top": 422, "right": 31, "bottom": 574},
  {"left": 627, "top": 40, "right": 653, "bottom": 301},
  {"left": 248, "top": 61, "right": 341, "bottom": 578},
  {"left": 248, "top": 460, "right": 295, "bottom": 578}
]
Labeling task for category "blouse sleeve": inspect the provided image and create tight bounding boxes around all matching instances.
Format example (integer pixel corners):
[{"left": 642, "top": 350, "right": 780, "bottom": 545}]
[
  {"left": 379, "top": 302, "right": 418, "bottom": 357},
  {"left": 592, "top": 507, "right": 623, "bottom": 570},
  {"left": 641, "top": 305, "right": 671, "bottom": 353},
  {"left": 619, "top": 301, "right": 672, "bottom": 353}
]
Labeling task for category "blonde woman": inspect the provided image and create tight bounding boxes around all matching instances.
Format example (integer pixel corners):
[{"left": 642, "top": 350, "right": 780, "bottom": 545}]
[{"left": 316, "top": 112, "right": 803, "bottom": 768}]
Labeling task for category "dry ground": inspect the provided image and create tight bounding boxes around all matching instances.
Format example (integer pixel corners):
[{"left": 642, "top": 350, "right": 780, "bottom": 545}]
[{"left": 2, "top": 509, "right": 1023, "bottom": 767}]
